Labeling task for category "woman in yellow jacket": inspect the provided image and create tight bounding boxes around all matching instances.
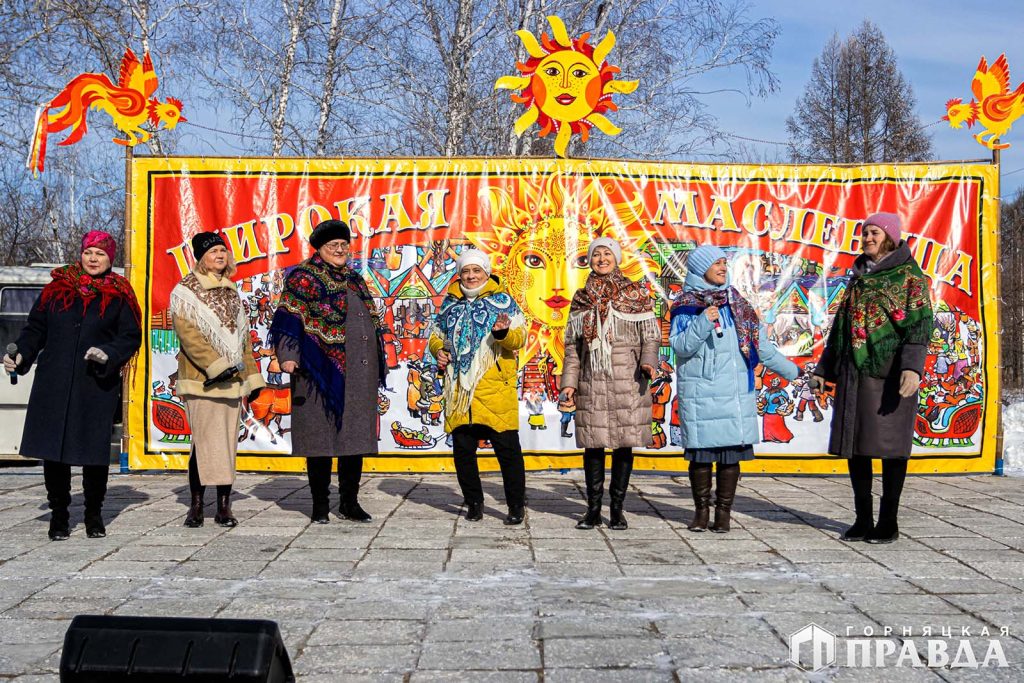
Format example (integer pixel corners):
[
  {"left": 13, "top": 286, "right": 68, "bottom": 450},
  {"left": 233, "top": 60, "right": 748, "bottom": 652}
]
[{"left": 430, "top": 249, "right": 527, "bottom": 524}]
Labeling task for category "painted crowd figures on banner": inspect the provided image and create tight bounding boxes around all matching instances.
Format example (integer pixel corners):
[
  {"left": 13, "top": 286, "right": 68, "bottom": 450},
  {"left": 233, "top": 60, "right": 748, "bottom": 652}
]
[
  {"left": 28, "top": 48, "right": 186, "bottom": 175},
  {"left": 495, "top": 15, "right": 638, "bottom": 158},
  {"left": 129, "top": 158, "right": 998, "bottom": 474},
  {"left": 944, "top": 53, "right": 1024, "bottom": 150}
]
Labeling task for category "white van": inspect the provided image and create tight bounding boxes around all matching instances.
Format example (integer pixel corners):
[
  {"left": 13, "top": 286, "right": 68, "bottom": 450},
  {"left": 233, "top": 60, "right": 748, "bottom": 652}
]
[{"left": 0, "top": 265, "right": 124, "bottom": 462}]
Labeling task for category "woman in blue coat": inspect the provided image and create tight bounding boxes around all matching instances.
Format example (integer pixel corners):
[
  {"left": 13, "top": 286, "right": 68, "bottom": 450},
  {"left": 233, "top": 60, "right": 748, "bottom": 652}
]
[{"left": 670, "top": 246, "right": 798, "bottom": 533}]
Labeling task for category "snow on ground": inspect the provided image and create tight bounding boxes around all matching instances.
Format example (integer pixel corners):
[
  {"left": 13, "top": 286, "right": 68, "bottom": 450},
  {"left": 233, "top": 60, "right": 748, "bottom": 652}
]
[{"left": 1001, "top": 397, "right": 1024, "bottom": 473}]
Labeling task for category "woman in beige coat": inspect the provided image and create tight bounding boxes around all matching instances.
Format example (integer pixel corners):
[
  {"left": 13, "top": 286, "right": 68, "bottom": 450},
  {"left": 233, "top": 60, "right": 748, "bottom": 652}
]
[
  {"left": 560, "top": 238, "right": 659, "bottom": 530},
  {"left": 171, "top": 232, "right": 264, "bottom": 527}
]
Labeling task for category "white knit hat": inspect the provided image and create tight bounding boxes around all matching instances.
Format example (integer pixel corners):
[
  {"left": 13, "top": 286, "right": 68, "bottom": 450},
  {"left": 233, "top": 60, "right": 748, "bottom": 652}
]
[
  {"left": 587, "top": 237, "right": 622, "bottom": 265},
  {"left": 456, "top": 249, "right": 491, "bottom": 276}
]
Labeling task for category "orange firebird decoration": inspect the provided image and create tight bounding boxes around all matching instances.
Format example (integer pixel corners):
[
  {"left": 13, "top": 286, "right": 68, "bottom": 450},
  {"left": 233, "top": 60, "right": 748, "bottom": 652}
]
[
  {"left": 494, "top": 15, "right": 638, "bottom": 158},
  {"left": 944, "top": 53, "right": 1024, "bottom": 150},
  {"left": 28, "top": 48, "right": 186, "bottom": 175}
]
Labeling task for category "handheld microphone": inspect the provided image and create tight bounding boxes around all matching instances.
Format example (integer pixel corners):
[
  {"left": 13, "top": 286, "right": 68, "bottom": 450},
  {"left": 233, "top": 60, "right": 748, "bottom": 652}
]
[
  {"left": 203, "top": 362, "right": 244, "bottom": 388},
  {"left": 704, "top": 296, "right": 724, "bottom": 339},
  {"left": 441, "top": 338, "right": 454, "bottom": 372},
  {"left": 6, "top": 343, "right": 17, "bottom": 385}
]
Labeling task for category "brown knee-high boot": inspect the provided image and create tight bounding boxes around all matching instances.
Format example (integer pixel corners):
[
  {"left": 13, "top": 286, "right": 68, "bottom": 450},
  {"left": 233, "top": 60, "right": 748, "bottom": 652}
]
[
  {"left": 686, "top": 463, "right": 713, "bottom": 531},
  {"left": 710, "top": 464, "right": 740, "bottom": 533}
]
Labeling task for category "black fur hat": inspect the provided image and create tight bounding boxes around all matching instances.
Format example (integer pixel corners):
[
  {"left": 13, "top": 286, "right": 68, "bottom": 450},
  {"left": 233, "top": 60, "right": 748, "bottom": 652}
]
[{"left": 309, "top": 220, "right": 351, "bottom": 249}]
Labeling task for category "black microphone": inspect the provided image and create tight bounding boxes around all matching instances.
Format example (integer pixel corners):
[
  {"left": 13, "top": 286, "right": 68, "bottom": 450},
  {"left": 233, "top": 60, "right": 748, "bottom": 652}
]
[
  {"left": 441, "top": 338, "right": 454, "bottom": 371},
  {"left": 704, "top": 296, "right": 724, "bottom": 339},
  {"left": 6, "top": 343, "right": 17, "bottom": 385},
  {"left": 204, "top": 362, "right": 244, "bottom": 388}
]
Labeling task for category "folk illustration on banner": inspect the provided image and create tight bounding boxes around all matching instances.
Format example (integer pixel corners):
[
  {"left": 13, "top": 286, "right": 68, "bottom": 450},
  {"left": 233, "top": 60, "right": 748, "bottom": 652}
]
[
  {"left": 495, "top": 15, "right": 638, "bottom": 157},
  {"left": 130, "top": 158, "right": 998, "bottom": 475},
  {"left": 28, "top": 48, "right": 186, "bottom": 175},
  {"left": 467, "top": 173, "right": 660, "bottom": 372},
  {"left": 943, "top": 53, "right": 1024, "bottom": 150}
]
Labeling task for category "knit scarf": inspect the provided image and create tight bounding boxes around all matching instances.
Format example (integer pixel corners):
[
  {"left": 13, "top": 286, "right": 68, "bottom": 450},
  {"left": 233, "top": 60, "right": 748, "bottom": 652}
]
[
  {"left": 432, "top": 282, "right": 524, "bottom": 416},
  {"left": 831, "top": 259, "right": 933, "bottom": 377},
  {"left": 169, "top": 272, "right": 247, "bottom": 367},
  {"left": 565, "top": 269, "right": 658, "bottom": 375},
  {"left": 268, "top": 254, "right": 386, "bottom": 427},
  {"left": 41, "top": 262, "right": 141, "bottom": 324}
]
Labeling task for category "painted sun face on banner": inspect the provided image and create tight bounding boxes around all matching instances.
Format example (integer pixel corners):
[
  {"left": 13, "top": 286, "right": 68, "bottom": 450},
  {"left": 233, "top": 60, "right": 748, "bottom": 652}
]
[
  {"left": 468, "top": 173, "right": 659, "bottom": 372},
  {"left": 494, "top": 15, "right": 638, "bottom": 158}
]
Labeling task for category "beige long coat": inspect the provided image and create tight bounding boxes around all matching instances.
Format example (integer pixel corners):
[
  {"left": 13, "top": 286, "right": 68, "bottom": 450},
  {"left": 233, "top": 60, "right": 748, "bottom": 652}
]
[{"left": 171, "top": 271, "right": 264, "bottom": 484}]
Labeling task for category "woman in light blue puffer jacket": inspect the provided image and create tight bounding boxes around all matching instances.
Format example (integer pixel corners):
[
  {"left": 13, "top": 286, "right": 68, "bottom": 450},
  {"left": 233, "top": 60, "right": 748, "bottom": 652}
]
[{"left": 670, "top": 246, "right": 798, "bottom": 533}]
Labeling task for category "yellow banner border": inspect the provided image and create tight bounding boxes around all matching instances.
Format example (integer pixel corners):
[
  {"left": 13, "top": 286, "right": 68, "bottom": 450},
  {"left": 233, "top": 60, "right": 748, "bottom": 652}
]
[{"left": 126, "top": 156, "right": 1001, "bottom": 475}]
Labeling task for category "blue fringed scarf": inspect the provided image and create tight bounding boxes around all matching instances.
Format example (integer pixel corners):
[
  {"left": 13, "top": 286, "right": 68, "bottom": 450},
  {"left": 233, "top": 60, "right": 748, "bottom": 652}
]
[{"left": 431, "top": 279, "right": 524, "bottom": 415}]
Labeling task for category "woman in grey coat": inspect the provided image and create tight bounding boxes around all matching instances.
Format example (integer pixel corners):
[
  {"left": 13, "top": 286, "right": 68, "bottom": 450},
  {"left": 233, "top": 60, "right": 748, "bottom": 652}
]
[
  {"left": 270, "top": 220, "right": 388, "bottom": 524},
  {"left": 815, "top": 212, "right": 934, "bottom": 544},
  {"left": 560, "top": 238, "right": 660, "bottom": 531}
]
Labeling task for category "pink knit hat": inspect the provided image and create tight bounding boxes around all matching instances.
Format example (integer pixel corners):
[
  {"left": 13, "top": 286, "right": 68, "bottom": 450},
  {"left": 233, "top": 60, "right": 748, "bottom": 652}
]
[
  {"left": 81, "top": 230, "right": 117, "bottom": 259},
  {"left": 863, "top": 212, "right": 902, "bottom": 246}
]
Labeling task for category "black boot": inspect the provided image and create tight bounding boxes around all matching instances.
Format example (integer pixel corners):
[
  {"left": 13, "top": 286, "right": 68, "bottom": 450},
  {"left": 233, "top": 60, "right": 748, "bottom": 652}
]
[
  {"left": 44, "top": 461, "right": 71, "bottom": 541},
  {"left": 504, "top": 504, "right": 525, "bottom": 525},
  {"left": 307, "top": 457, "right": 332, "bottom": 523},
  {"left": 710, "top": 464, "right": 740, "bottom": 533},
  {"left": 338, "top": 456, "right": 372, "bottom": 522},
  {"left": 184, "top": 489, "right": 205, "bottom": 527},
  {"left": 560, "top": 421, "right": 573, "bottom": 438},
  {"left": 465, "top": 501, "right": 483, "bottom": 521},
  {"left": 607, "top": 449, "right": 634, "bottom": 531},
  {"left": 686, "top": 463, "right": 713, "bottom": 532},
  {"left": 866, "top": 459, "right": 907, "bottom": 544},
  {"left": 82, "top": 465, "right": 109, "bottom": 538},
  {"left": 310, "top": 498, "right": 330, "bottom": 524},
  {"left": 842, "top": 457, "right": 874, "bottom": 541},
  {"left": 214, "top": 486, "right": 237, "bottom": 527},
  {"left": 184, "top": 450, "right": 205, "bottom": 527},
  {"left": 576, "top": 450, "right": 604, "bottom": 530}
]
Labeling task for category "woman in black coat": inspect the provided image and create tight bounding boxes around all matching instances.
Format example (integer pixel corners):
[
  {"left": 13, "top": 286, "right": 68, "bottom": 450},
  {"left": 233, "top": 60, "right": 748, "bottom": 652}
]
[
  {"left": 3, "top": 231, "right": 141, "bottom": 540},
  {"left": 814, "top": 212, "right": 933, "bottom": 544}
]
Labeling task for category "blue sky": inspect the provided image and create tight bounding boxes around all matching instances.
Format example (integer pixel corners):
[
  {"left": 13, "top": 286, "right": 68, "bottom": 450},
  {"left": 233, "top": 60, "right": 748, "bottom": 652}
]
[{"left": 698, "top": 0, "right": 1024, "bottom": 198}]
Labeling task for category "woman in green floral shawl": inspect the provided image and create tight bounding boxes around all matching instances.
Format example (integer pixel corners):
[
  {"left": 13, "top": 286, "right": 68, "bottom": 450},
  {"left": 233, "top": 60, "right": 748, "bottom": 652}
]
[{"left": 815, "top": 212, "right": 933, "bottom": 545}]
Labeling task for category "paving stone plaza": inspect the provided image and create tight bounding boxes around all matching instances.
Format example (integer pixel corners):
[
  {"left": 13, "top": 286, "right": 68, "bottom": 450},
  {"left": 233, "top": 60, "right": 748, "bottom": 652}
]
[{"left": 0, "top": 469, "right": 1022, "bottom": 681}]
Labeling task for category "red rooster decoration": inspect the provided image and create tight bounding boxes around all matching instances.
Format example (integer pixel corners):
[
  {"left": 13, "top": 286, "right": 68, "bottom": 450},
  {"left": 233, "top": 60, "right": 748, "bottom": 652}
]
[
  {"left": 943, "top": 54, "right": 1024, "bottom": 150},
  {"left": 28, "top": 48, "right": 186, "bottom": 175}
]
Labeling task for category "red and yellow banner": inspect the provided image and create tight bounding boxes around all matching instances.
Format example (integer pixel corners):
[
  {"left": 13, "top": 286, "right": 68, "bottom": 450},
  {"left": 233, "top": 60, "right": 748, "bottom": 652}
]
[{"left": 128, "top": 157, "right": 1000, "bottom": 474}]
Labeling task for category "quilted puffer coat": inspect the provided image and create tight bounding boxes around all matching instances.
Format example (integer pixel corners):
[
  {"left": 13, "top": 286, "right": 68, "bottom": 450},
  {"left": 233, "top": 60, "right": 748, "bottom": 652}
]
[
  {"left": 560, "top": 310, "right": 659, "bottom": 449},
  {"left": 670, "top": 270, "right": 798, "bottom": 449}
]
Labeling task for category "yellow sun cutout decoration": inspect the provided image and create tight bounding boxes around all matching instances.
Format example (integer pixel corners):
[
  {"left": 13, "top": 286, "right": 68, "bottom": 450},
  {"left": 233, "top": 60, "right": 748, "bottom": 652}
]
[
  {"left": 495, "top": 15, "right": 639, "bottom": 158},
  {"left": 467, "top": 173, "right": 660, "bottom": 373}
]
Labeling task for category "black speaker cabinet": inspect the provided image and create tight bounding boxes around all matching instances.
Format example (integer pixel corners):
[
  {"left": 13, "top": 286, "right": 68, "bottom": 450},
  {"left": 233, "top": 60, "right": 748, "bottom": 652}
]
[{"left": 59, "top": 615, "right": 295, "bottom": 682}]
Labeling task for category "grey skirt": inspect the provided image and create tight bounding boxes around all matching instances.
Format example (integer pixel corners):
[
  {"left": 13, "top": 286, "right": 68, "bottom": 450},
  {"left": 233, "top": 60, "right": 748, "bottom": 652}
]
[{"left": 684, "top": 445, "right": 754, "bottom": 465}]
